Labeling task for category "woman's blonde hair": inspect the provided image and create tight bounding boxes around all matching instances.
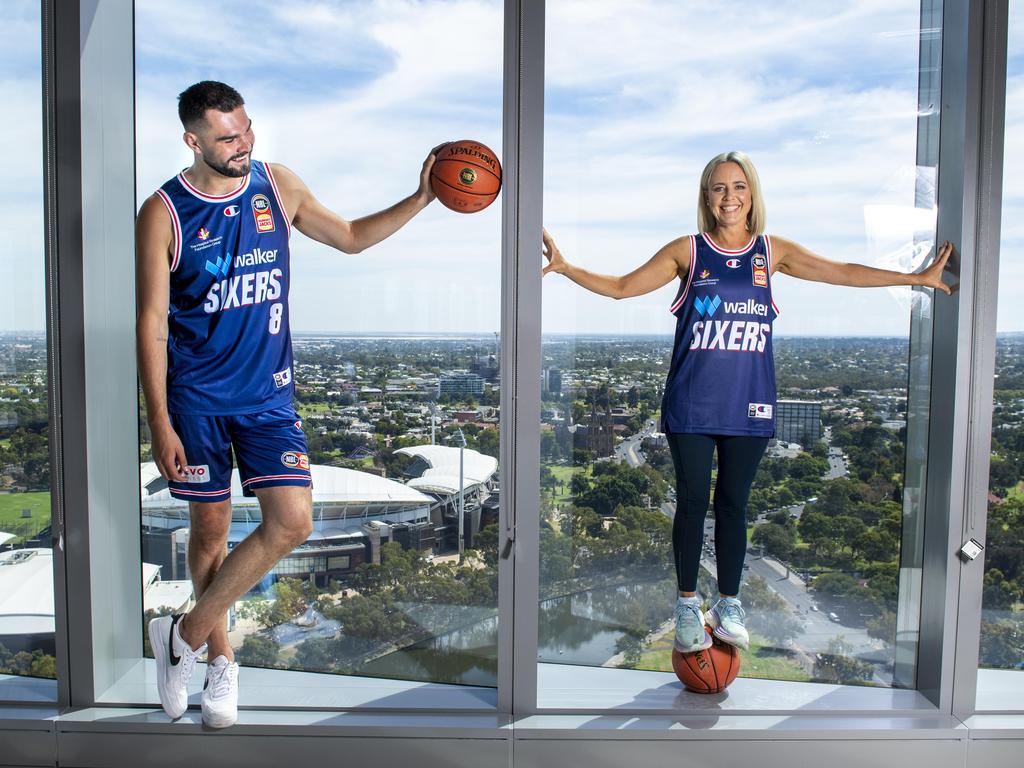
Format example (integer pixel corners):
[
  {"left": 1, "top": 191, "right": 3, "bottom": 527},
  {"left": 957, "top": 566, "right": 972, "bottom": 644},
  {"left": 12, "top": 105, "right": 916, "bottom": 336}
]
[{"left": 697, "top": 151, "right": 766, "bottom": 235}]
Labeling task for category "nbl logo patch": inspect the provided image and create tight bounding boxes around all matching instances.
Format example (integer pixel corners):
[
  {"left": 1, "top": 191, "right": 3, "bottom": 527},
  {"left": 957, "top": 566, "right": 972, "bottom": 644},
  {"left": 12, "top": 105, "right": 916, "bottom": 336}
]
[
  {"left": 281, "top": 451, "right": 309, "bottom": 470},
  {"left": 251, "top": 194, "right": 275, "bottom": 233},
  {"left": 751, "top": 253, "right": 768, "bottom": 287}
]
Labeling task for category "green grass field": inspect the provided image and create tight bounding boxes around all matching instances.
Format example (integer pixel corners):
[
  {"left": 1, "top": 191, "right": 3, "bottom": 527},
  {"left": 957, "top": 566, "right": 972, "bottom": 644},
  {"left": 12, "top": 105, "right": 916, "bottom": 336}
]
[
  {"left": 0, "top": 491, "right": 51, "bottom": 542},
  {"left": 633, "top": 627, "right": 811, "bottom": 682}
]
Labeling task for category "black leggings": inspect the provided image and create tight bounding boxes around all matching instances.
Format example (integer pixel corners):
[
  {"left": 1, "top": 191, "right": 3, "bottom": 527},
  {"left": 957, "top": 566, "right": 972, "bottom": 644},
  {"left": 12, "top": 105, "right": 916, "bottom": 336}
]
[{"left": 667, "top": 433, "right": 768, "bottom": 597}]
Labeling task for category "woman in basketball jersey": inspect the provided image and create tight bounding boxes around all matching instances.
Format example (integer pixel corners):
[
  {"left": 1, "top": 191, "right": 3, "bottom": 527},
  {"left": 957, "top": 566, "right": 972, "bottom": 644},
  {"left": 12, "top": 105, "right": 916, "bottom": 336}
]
[{"left": 542, "top": 151, "right": 953, "bottom": 652}]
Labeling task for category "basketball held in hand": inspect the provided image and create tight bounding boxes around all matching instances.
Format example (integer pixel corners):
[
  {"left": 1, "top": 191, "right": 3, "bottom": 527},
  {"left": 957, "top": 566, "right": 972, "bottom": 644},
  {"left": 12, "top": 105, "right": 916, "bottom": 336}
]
[
  {"left": 430, "top": 139, "right": 502, "bottom": 213},
  {"left": 672, "top": 628, "right": 740, "bottom": 694}
]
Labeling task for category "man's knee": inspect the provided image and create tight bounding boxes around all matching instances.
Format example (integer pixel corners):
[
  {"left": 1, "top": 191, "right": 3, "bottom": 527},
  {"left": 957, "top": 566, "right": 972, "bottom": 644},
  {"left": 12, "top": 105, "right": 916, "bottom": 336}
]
[
  {"left": 189, "top": 502, "right": 232, "bottom": 553},
  {"left": 257, "top": 487, "right": 313, "bottom": 550}
]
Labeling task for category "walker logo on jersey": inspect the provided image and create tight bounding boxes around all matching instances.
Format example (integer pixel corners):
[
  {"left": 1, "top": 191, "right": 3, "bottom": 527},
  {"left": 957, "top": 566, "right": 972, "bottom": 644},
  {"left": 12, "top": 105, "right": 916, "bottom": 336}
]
[
  {"left": 694, "top": 294, "right": 722, "bottom": 318},
  {"left": 751, "top": 253, "right": 768, "bottom": 287},
  {"left": 197, "top": 227, "right": 211, "bottom": 241},
  {"left": 700, "top": 269, "right": 710, "bottom": 279},
  {"left": 205, "top": 254, "right": 231, "bottom": 279},
  {"left": 273, "top": 367, "right": 292, "bottom": 388},
  {"left": 723, "top": 299, "right": 769, "bottom": 317},
  {"left": 281, "top": 451, "right": 309, "bottom": 470},
  {"left": 233, "top": 248, "right": 277, "bottom": 268},
  {"left": 223, "top": 204, "right": 240, "bottom": 217},
  {"left": 725, "top": 258, "right": 741, "bottom": 268},
  {"left": 251, "top": 194, "right": 275, "bottom": 233},
  {"left": 748, "top": 403, "right": 773, "bottom": 419},
  {"left": 182, "top": 464, "right": 211, "bottom": 484}
]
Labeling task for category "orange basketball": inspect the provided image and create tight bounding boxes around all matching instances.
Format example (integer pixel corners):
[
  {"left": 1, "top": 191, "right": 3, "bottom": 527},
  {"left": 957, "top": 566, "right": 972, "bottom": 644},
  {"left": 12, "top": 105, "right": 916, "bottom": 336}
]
[
  {"left": 671, "top": 628, "right": 740, "bottom": 694},
  {"left": 430, "top": 139, "right": 502, "bottom": 213}
]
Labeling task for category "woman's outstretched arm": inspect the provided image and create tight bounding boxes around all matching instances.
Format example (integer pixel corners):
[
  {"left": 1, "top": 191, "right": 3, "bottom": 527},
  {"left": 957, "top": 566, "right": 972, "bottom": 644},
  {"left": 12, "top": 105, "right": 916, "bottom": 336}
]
[
  {"left": 542, "top": 228, "right": 689, "bottom": 299},
  {"left": 771, "top": 235, "right": 954, "bottom": 295}
]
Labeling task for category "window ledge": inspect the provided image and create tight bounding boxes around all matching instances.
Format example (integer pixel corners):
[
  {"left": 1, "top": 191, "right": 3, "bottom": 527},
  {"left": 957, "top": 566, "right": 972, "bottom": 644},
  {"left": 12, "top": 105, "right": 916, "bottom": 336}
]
[
  {"left": 95, "top": 658, "right": 497, "bottom": 711},
  {"left": 974, "top": 669, "right": 1024, "bottom": 712},
  {"left": 537, "top": 662, "right": 937, "bottom": 714}
]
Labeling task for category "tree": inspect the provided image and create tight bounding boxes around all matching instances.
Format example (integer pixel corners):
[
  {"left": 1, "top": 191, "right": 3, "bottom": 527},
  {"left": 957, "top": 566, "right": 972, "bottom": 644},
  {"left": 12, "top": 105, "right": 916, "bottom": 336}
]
[
  {"left": 814, "top": 637, "right": 874, "bottom": 684},
  {"left": 752, "top": 522, "right": 795, "bottom": 562},
  {"left": 236, "top": 635, "right": 280, "bottom": 668}
]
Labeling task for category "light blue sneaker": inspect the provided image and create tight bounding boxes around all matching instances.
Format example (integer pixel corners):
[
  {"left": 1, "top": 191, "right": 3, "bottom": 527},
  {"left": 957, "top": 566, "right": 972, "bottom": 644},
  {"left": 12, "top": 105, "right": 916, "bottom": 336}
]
[
  {"left": 673, "top": 596, "right": 712, "bottom": 653},
  {"left": 707, "top": 596, "right": 749, "bottom": 650}
]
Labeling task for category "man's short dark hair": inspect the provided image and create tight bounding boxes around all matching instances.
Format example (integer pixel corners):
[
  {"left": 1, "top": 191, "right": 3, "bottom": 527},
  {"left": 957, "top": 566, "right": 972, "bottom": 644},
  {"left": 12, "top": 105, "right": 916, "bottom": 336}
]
[{"left": 178, "top": 81, "right": 245, "bottom": 129}]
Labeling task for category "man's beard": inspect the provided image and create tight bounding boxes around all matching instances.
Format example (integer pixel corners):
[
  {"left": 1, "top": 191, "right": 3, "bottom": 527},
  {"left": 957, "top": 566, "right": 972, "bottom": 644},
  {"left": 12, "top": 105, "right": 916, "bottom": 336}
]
[{"left": 203, "top": 153, "right": 251, "bottom": 178}]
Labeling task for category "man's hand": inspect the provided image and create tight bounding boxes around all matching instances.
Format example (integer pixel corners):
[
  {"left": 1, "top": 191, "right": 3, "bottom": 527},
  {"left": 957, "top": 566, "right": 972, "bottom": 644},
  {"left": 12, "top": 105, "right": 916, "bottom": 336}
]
[
  {"left": 919, "top": 240, "right": 955, "bottom": 295},
  {"left": 415, "top": 143, "right": 448, "bottom": 206},
  {"left": 151, "top": 422, "right": 188, "bottom": 482}
]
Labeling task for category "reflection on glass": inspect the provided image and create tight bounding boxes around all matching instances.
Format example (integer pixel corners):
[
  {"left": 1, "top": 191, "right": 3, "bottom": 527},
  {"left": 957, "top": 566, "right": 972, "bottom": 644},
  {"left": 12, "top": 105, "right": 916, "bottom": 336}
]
[
  {"left": 0, "top": 1, "right": 54, "bottom": 683},
  {"left": 540, "top": 1, "right": 935, "bottom": 688},
  {"left": 136, "top": 1, "right": 502, "bottom": 686},
  {"left": 979, "top": 1, "right": 1024, "bottom": 678}
]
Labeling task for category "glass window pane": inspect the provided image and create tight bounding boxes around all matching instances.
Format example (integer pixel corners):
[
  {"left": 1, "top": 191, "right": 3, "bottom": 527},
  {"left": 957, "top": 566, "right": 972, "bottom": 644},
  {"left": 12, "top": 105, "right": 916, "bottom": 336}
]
[
  {"left": 977, "top": 0, "right": 1024, "bottom": 705},
  {"left": 540, "top": 1, "right": 938, "bottom": 694},
  {"left": 135, "top": 0, "right": 503, "bottom": 697},
  {"left": 0, "top": 1, "right": 57, "bottom": 697}
]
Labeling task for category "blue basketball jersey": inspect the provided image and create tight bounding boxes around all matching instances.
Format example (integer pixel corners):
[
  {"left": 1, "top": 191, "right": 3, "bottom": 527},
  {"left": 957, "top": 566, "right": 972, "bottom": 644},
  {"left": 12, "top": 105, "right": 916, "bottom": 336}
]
[
  {"left": 155, "top": 160, "right": 294, "bottom": 415},
  {"left": 661, "top": 233, "right": 780, "bottom": 436}
]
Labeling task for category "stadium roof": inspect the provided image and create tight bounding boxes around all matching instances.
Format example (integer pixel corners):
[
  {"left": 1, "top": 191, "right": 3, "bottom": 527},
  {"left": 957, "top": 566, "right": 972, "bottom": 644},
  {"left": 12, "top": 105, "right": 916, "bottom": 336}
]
[
  {"left": 1, "top": 550, "right": 192, "bottom": 637},
  {"left": 0, "top": 532, "right": 16, "bottom": 548},
  {"left": 0, "top": 548, "right": 53, "bottom": 636},
  {"left": 407, "top": 474, "right": 481, "bottom": 495},
  {"left": 141, "top": 463, "right": 432, "bottom": 507},
  {"left": 394, "top": 444, "right": 498, "bottom": 488}
]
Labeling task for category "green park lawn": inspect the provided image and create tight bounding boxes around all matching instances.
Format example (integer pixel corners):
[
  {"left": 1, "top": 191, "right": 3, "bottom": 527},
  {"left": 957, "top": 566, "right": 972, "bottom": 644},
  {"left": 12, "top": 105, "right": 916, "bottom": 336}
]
[
  {"left": 0, "top": 491, "right": 52, "bottom": 542},
  {"left": 633, "top": 626, "right": 811, "bottom": 682},
  {"left": 547, "top": 464, "right": 589, "bottom": 505}
]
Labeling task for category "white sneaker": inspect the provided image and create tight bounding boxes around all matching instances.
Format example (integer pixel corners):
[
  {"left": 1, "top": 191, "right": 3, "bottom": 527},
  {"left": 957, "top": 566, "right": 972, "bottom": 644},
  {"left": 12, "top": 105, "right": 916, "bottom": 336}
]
[
  {"left": 673, "top": 596, "right": 712, "bottom": 652},
  {"left": 707, "top": 596, "right": 750, "bottom": 650},
  {"left": 148, "top": 614, "right": 206, "bottom": 719},
  {"left": 202, "top": 655, "right": 239, "bottom": 729}
]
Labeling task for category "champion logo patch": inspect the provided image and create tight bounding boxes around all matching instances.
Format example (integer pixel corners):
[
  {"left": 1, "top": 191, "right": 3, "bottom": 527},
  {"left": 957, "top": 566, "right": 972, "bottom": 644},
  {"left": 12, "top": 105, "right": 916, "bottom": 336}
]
[
  {"left": 748, "top": 403, "right": 773, "bottom": 419},
  {"left": 725, "top": 258, "right": 741, "bottom": 268},
  {"left": 223, "top": 204, "right": 240, "bottom": 217}
]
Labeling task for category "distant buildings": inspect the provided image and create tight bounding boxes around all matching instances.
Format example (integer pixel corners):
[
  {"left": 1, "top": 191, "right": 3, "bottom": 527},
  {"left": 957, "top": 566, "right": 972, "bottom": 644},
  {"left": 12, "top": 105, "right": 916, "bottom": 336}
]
[
  {"left": 776, "top": 399, "right": 823, "bottom": 446},
  {"left": 542, "top": 367, "right": 562, "bottom": 396},
  {"left": 439, "top": 373, "right": 484, "bottom": 399}
]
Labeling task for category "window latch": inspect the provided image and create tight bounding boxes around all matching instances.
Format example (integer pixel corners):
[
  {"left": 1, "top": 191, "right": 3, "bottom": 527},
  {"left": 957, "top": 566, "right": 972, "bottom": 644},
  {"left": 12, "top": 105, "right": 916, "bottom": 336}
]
[
  {"left": 501, "top": 532, "right": 514, "bottom": 560},
  {"left": 958, "top": 538, "right": 983, "bottom": 562}
]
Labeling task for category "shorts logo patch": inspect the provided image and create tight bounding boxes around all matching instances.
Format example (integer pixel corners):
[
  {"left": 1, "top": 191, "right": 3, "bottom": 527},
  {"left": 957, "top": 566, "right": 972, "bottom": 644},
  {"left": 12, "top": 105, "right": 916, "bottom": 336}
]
[
  {"left": 273, "top": 368, "right": 292, "bottom": 388},
  {"left": 251, "top": 194, "right": 275, "bottom": 233},
  {"left": 294, "top": 420, "right": 303, "bottom": 431},
  {"left": 281, "top": 451, "right": 309, "bottom": 470},
  {"left": 748, "top": 403, "right": 773, "bottom": 419},
  {"left": 183, "top": 464, "right": 211, "bottom": 483}
]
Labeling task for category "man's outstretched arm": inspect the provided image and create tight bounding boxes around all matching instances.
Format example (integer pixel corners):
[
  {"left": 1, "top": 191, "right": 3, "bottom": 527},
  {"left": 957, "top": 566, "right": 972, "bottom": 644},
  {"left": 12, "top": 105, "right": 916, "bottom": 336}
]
[{"left": 270, "top": 146, "right": 440, "bottom": 254}]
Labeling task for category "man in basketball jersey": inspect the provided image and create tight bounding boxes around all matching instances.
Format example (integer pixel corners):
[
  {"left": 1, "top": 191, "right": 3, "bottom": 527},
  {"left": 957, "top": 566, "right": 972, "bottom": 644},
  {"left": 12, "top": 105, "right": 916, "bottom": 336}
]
[
  {"left": 541, "top": 151, "right": 953, "bottom": 656},
  {"left": 138, "top": 81, "right": 439, "bottom": 726}
]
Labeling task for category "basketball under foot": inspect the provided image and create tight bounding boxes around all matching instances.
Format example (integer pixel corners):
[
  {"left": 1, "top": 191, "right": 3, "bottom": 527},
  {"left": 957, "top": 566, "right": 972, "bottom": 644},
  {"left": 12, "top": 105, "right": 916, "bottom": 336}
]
[
  {"left": 673, "top": 596, "right": 713, "bottom": 652},
  {"left": 707, "top": 596, "right": 750, "bottom": 650}
]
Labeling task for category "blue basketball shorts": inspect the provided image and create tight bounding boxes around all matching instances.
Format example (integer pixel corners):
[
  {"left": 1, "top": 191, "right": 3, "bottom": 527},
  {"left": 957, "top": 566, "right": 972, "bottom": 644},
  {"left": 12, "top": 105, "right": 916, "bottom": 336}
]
[{"left": 167, "top": 405, "right": 312, "bottom": 503}]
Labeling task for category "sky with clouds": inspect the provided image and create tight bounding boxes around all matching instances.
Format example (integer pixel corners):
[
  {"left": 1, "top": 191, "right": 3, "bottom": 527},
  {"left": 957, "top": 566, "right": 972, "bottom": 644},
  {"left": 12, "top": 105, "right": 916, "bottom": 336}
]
[{"left": 1, "top": 1, "right": 1021, "bottom": 336}]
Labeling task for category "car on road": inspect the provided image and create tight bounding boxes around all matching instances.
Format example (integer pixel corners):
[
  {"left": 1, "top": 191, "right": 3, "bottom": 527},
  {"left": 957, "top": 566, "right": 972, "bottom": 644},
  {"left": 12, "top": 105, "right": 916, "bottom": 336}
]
[{"left": 828, "top": 611, "right": 840, "bottom": 622}]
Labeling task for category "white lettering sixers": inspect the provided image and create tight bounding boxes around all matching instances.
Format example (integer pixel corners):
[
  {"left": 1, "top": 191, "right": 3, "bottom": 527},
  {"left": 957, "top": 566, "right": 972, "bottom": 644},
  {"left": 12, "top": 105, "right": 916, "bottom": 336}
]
[
  {"left": 154, "top": 161, "right": 293, "bottom": 415},
  {"left": 662, "top": 233, "right": 780, "bottom": 436}
]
